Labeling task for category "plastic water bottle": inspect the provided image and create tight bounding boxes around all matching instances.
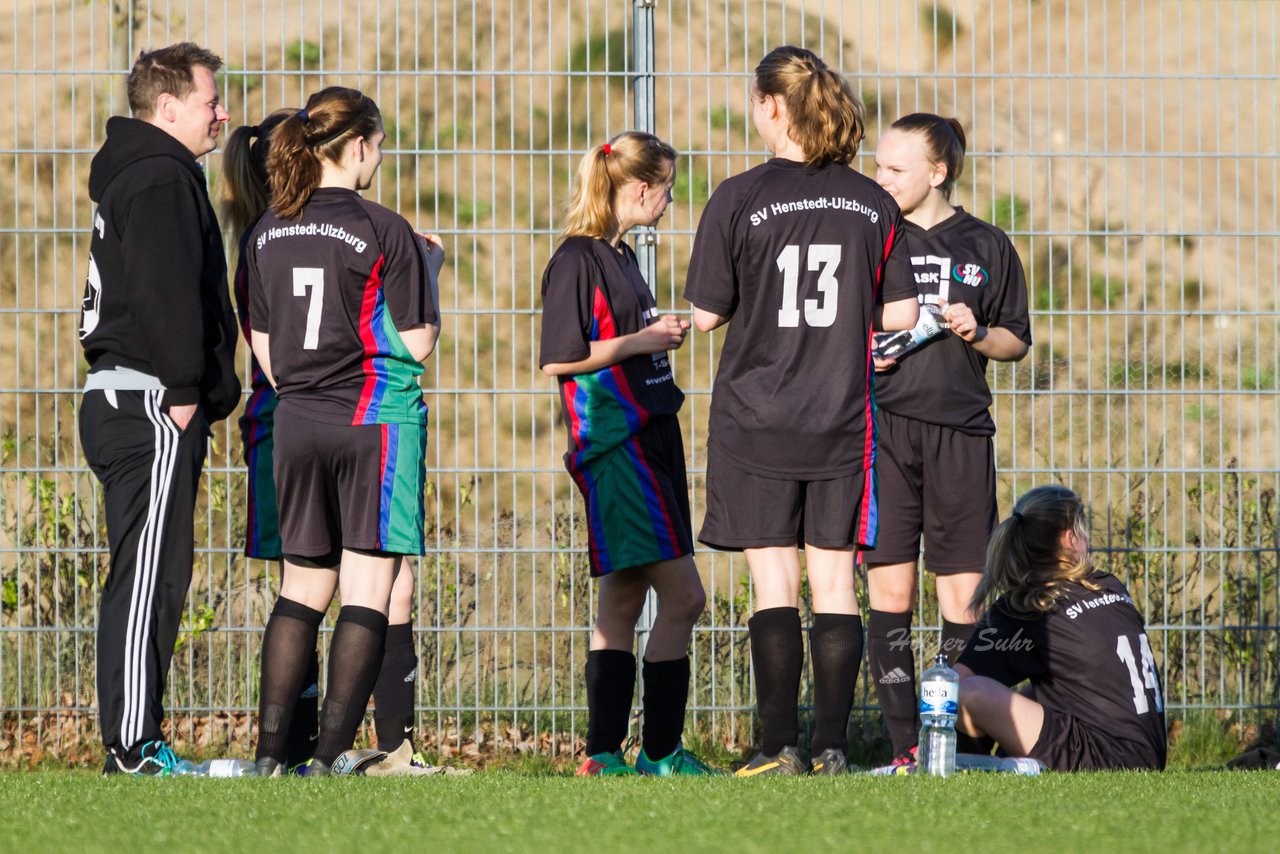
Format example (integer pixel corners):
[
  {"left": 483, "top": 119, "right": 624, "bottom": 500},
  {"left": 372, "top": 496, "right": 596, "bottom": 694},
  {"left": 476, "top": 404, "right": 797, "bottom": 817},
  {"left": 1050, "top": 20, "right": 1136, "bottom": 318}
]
[
  {"left": 192, "top": 758, "right": 257, "bottom": 777},
  {"left": 997, "top": 757, "right": 1044, "bottom": 776},
  {"left": 873, "top": 304, "right": 948, "bottom": 360},
  {"left": 918, "top": 652, "right": 959, "bottom": 777}
]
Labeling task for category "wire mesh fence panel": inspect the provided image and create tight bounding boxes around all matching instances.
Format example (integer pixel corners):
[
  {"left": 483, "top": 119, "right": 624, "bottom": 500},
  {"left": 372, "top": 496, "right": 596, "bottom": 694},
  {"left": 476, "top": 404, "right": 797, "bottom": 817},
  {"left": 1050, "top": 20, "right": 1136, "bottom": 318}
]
[{"left": 0, "top": 0, "right": 1276, "bottom": 764}]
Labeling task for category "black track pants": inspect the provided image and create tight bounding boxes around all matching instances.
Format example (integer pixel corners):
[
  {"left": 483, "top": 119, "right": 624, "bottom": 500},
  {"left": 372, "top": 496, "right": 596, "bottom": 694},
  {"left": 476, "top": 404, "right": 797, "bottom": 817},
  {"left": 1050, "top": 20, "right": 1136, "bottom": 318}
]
[{"left": 80, "top": 389, "right": 207, "bottom": 754}]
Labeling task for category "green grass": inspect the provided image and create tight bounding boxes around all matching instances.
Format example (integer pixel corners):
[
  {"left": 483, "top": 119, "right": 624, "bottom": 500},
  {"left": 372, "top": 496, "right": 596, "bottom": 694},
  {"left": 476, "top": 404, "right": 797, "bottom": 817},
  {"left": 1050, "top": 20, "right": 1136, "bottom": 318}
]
[{"left": 3, "top": 770, "right": 1276, "bottom": 853}]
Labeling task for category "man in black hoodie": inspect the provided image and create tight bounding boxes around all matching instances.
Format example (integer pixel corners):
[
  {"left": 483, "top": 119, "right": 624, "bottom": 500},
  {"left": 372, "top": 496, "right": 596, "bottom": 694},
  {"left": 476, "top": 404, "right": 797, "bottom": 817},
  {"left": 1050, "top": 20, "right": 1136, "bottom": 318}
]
[{"left": 78, "top": 41, "right": 240, "bottom": 776}]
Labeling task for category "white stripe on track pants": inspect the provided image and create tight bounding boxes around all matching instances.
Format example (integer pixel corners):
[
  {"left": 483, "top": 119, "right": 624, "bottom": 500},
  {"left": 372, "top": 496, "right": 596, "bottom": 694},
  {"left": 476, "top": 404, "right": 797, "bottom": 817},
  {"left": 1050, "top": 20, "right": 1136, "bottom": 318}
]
[{"left": 79, "top": 388, "right": 207, "bottom": 754}]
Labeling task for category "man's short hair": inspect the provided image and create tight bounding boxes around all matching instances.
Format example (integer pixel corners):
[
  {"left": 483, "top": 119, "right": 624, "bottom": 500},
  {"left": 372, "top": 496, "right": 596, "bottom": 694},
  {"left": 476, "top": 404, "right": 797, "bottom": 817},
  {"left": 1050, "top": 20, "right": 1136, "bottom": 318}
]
[{"left": 127, "top": 42, "right": 223, "bottom": 118}]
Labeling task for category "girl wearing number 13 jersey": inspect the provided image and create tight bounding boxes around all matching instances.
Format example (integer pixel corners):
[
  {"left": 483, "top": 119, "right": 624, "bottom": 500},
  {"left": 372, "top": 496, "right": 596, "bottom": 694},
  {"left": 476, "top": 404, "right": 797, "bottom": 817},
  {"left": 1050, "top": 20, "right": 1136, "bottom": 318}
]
[{"left": 685, "top": 46, "right": 918, "bottom": 776}]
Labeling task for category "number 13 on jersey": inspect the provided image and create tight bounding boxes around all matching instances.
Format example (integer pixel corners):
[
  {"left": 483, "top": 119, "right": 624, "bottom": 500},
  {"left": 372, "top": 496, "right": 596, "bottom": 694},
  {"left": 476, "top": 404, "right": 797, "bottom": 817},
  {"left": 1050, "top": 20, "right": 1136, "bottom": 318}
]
[{"left": 777, "top": 244, "right": 841, "bottom": 328}]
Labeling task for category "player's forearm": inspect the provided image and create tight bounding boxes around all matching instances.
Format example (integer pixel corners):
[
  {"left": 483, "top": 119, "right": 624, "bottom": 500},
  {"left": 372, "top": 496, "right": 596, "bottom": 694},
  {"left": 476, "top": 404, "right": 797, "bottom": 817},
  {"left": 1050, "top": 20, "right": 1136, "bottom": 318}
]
[
  {"left": 541, "top": 335, "right": 642, "bottom": 376},
  {"left": 970, "top": 326, "right": 1029, "bottom": 361},
  {"left": 250, "top": 329, "right": 277, "bottom": 389},
  {"left": 876, "top": 296, "right": 919, "bottom": 332}
]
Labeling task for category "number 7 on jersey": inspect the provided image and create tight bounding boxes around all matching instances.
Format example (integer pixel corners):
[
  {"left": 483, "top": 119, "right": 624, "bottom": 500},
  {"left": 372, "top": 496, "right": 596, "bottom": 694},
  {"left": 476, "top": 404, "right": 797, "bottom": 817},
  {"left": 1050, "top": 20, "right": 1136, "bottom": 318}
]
[{"left": 293, "top": 267, "right": 325, "bottom": 350}]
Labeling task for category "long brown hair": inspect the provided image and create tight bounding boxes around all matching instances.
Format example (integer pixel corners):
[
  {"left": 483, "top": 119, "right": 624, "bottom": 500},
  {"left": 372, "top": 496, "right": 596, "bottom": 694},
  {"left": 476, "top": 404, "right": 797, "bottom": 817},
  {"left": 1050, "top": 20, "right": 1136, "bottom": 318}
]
[
  {"left": 754, "top": 46, "right": 864, "bottom": 168},
  {"left": 220, "top": 108, "right": 295, "bottom": 237},
  {"left": 561, "top": 131, "right": 678, "bottom": 240},
  {"left": 972, "top": 485, "right": 1101, "bottom": 616},
  {"left": 890, "top": 113, "right": 967, "bottom": 198},
  {"left": 268, "top": 87, "right": 382, "bottom": 220}
]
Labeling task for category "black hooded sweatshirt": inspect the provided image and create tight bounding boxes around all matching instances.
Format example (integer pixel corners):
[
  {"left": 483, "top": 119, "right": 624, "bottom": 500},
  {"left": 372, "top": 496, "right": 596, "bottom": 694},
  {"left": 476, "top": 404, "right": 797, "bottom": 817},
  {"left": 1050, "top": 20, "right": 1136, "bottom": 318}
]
[{"left": 79, "top": 116, "right": 240, "bottom": 422}]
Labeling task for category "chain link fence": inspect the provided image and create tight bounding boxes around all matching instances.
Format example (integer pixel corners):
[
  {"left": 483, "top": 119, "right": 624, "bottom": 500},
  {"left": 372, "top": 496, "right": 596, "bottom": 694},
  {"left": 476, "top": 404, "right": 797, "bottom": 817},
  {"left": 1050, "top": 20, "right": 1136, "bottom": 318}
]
[{"left": 1, "top": 0, "right": 1276, "bottom": 764}]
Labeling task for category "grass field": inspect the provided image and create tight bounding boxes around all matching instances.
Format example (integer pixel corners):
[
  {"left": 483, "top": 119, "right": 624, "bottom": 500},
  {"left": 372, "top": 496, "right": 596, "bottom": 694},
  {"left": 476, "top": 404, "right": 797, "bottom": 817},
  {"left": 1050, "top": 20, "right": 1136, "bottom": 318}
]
[{"left": 3, "top": 770, "right": 1277, "bottom": 853}]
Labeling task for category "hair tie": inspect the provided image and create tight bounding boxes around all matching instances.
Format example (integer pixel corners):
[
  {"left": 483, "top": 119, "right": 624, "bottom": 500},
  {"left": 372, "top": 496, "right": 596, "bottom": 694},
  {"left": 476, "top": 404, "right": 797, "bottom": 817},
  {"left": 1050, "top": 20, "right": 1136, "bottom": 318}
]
[
  {"left": 246, "top": 124, "right": 261, "bottom": 137},
  {"left": 602, "top": 143, "right": 612, "bottom": 156},
  {"left": 297, "top": 108, "right": 310, "bottom": 124},
  {"left": 1011, "top": 511, "right": 1024, "bottom": 523}
]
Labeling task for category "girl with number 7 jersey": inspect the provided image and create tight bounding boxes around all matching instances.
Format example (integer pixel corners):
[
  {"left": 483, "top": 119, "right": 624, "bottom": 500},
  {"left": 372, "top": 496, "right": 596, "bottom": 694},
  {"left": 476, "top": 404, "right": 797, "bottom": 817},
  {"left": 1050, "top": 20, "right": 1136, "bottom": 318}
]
[
  {"left": 684, "top": 45, "right": 918, "bottom": 776},
  {"left": 244, "top": 86, "right": 441, "bottom": 776},
  {"left": 955, "top": 485, "right": 1167, "bottom": 771}
]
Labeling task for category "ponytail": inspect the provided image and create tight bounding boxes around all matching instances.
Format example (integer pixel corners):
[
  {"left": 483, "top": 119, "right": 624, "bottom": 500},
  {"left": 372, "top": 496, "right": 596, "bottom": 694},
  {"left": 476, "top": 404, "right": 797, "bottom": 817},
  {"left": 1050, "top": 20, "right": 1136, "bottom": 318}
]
[
  {"left": 561, "top": 131, "right": 678, "bottom": 240},
  {"left": 268, "top": 87, "right": 382, "bottom": 221},
  {"left": 971, "top": 485, "right": 1100, "bottom": 616},
  {"left": 220, "top": 108, "right": 296, "bottom": 237},
  {"left": 754, "top": 45, "right": 864, "bottom": 167},
  {"left": 890, "top": 113, "right": 967, "bottom": 198}
]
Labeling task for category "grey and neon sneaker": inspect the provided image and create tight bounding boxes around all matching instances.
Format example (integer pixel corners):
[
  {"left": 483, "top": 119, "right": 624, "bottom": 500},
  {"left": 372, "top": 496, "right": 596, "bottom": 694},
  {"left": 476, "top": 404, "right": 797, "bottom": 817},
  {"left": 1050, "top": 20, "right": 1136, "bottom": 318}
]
[
  {"left": 734, "top": 745, "right": 808, "bottom": 777},
  {"left": 811, "top": 748, "right": 848, "bottom": 776},
  {"left": 111, "top": 741, "right": 194, "bottom": 777}
]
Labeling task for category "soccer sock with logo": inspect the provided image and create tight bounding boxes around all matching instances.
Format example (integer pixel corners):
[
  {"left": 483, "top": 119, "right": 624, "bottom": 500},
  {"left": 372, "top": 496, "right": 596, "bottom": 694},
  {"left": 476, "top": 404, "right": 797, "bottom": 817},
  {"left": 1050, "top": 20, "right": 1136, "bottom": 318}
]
[
  {"left": 584, "top": 649, "right": 637, "bottom": 756},
  {"left": 868, "top": 608, "right": 918, "bottom": 757},
  {"left": 641, "top": 655, "right": 690, "bottom": 760},
  {"left": 284, "top": 648, "right": 320, "bottom": 767},
  {"left": 314, "top": 606, "right": 389, "bottom": 767},
  {"left": 372, "top": 622, "right": 418, "bottom": 752},
  {"left": 256, "top": 598, "right": 325, "bottom": 762},
  {"left": 808, "top": 613, "right": 864, "bottom": 755},
  {"left": 748, "top": 606, "right": 803, "bottom": 756},
  {"left": 940, "top": 618, "right": 993, "bottom": 754}
]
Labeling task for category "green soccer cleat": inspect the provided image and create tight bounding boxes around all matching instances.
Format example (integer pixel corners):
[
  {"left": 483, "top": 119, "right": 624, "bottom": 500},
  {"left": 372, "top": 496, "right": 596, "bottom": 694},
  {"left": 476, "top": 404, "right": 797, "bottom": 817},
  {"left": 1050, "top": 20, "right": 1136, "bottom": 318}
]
[
  {"left": 575, "top": 750, "right": 639, "bottom": 777},
  {"left": 734, "top": 745, "right": 809, "bottom": 777},
  {"left": 635, "top": 745, "right": 724, "bottom": 776}
]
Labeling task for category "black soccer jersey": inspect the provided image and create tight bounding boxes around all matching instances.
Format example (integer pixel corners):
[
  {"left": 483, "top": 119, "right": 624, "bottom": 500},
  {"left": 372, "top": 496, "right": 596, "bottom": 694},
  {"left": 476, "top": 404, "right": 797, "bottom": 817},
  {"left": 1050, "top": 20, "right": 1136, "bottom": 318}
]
[
  {"left": 539, "top": 237, "right": 684, "bottom": 466},
  {"left": 873, "top": 208, "right": 1031, "bottom": 435},
  {"left": 684, "top": 159, "right": 916, "bottom": 478},
  {"left": 959, "top": 572, "right": 1167, "bottom": 769},
  {"left": 246, "top": 188, "right": 438, "bottom": 426}
]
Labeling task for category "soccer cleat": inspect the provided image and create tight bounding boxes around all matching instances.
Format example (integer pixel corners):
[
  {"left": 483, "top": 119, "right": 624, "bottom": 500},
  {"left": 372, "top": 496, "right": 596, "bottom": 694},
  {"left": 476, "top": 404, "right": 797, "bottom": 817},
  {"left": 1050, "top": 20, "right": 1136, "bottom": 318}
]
[
  {"left": 575, "top": 750, "right": 639, "bottom": 777},
  {"left": 411, "top": 750, "right": 474, "bottom": 776},
  {"left": 734, "top": 746, "right": 808, "bottom": 777},
  {"left": 111, "top": 740, "right": 193, "bottom": 777},
  {"left": 810, "top": 748, "right": 848, "bottom": 776},
  {"left": 634, "top": 745, "right": 724, "bottom": 776},
  {"left": 364, "top": 740, "right": 472, "bottom": 777},
  {"left": 890, "top": 745, "right": 919, "bottom": 768},
  {"left": 255, "top": 756, "right": 285, "bottom": 778},
  {"left": 298, "top": 757, "right": 330, "bottom": 777}
]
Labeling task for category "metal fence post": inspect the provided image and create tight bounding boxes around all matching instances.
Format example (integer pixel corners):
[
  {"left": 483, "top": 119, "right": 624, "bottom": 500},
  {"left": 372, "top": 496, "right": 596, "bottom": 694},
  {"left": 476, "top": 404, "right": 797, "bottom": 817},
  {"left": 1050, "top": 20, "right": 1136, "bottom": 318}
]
[{"left": 632, "top": 0, "right": 659, "bottom": 667}]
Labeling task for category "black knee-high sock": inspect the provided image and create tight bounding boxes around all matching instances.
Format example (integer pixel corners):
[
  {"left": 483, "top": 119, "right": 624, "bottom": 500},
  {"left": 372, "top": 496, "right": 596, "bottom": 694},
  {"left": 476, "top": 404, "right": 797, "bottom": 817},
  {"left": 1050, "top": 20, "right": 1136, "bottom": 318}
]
[
  {"left": 868, "top": 609, "right": 918, "bottom": 757},
  {"left": 641, "top": 656, "right": 690, "bottom": 760},
  {"left": 314, "top": 606, "right": 388, "bottom": 766},
  {"left": 748, "top": 607, "right": 803, "bottom": 756},
  {"left": 585, "top": 649, "right": 636, "bottom": 756},
  {"left": 941, "top": 618, "right": 992, "bottom": 754},
  {"left": 256, "top": 598, "right": 324, "bottom": 762},
  {"left": 372, "top": 622, "right": 418, "bottom": 752},
  {"left": 941, "top": 619, "right": 975, "bottom": 666},
  {"left": 808, "top": 613, "right": 863, "bottom": 755},
  {"left": 284, "top": 649, "right": 320, "bottom": 767}
]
